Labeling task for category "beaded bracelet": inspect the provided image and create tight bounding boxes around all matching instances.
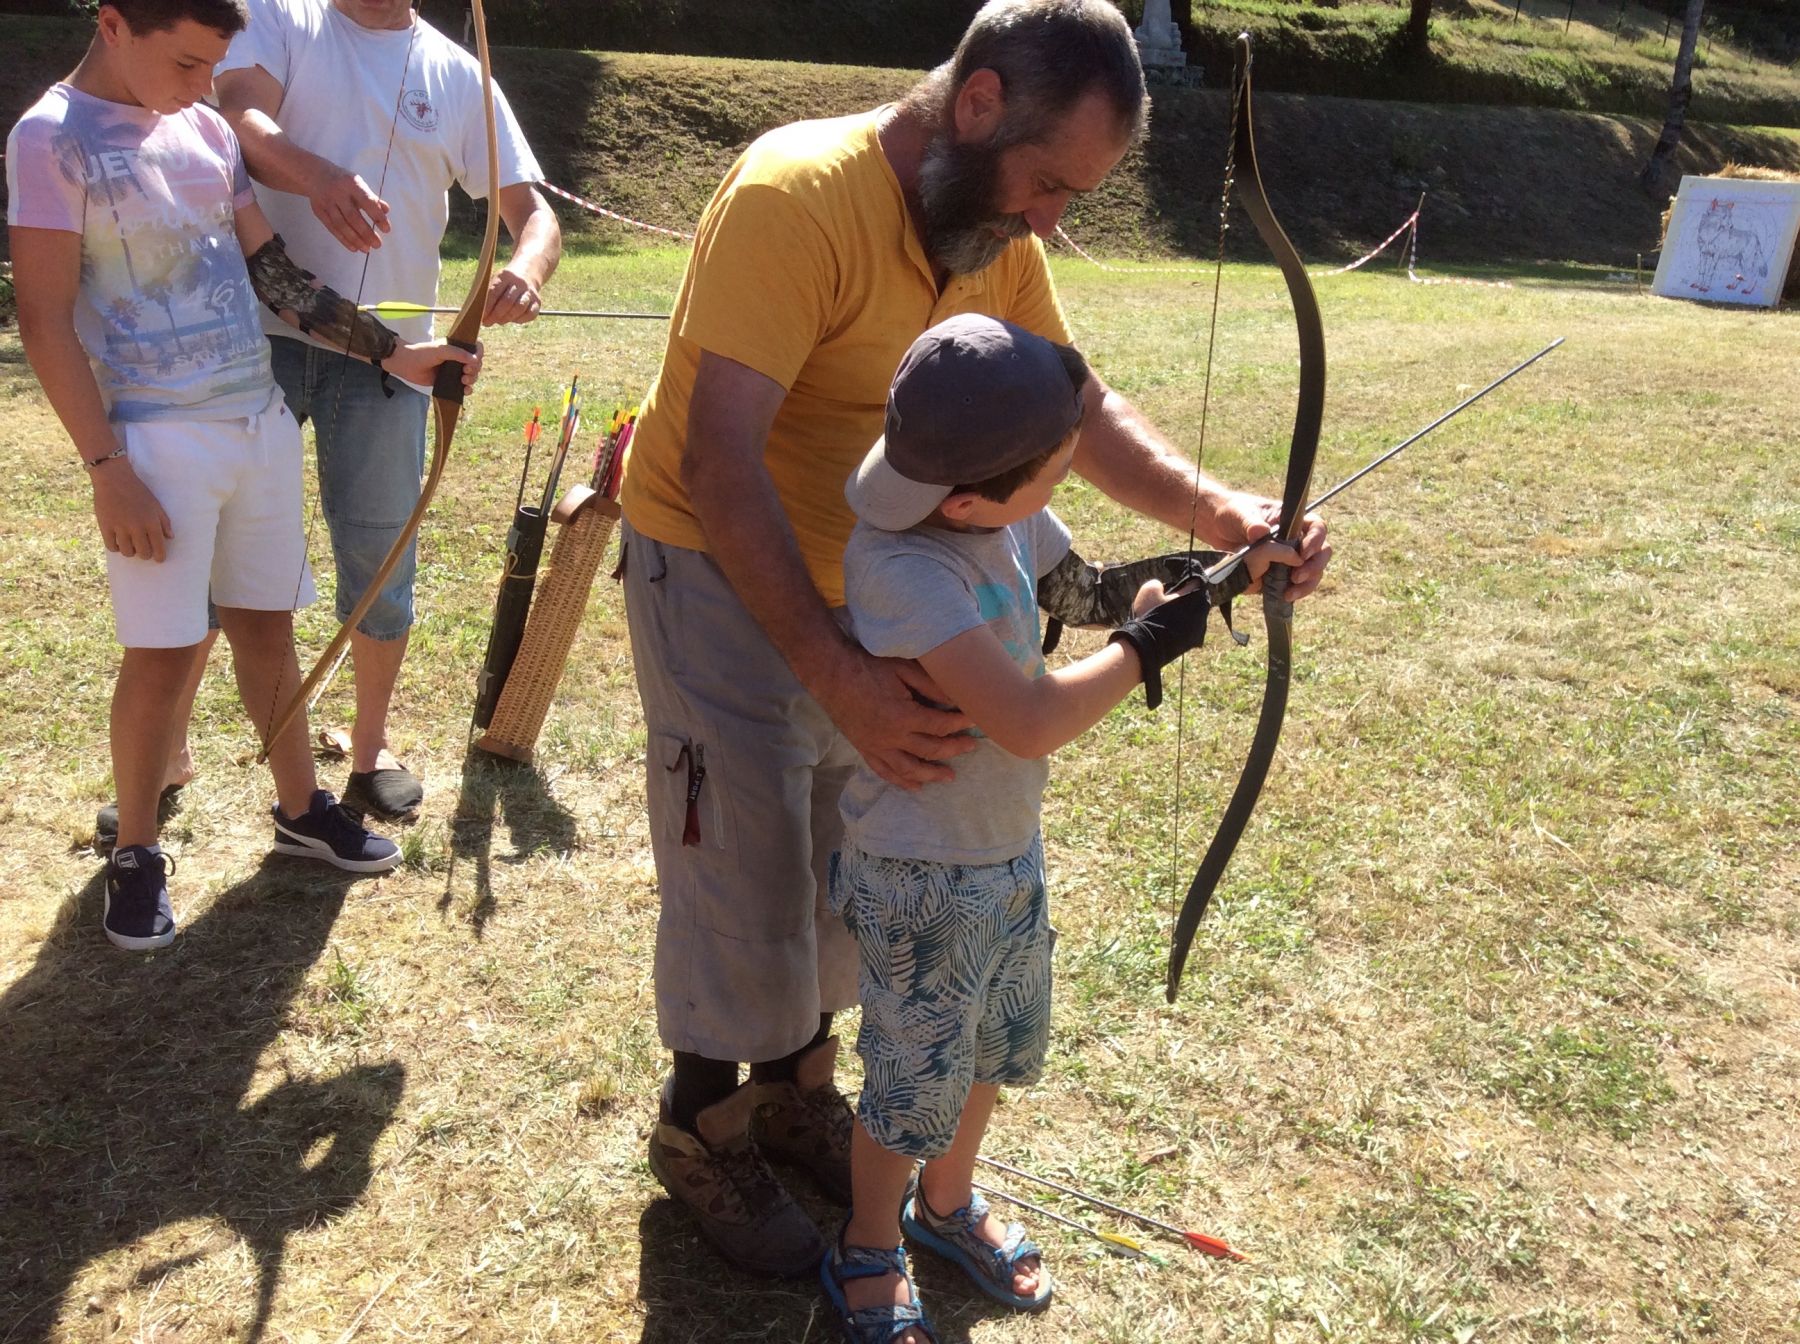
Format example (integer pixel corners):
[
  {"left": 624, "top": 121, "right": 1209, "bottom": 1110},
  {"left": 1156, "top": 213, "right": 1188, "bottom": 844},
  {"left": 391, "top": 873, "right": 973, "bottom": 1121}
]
[{"left": 82, "top": 444, "right": 128, "bottom": 470}]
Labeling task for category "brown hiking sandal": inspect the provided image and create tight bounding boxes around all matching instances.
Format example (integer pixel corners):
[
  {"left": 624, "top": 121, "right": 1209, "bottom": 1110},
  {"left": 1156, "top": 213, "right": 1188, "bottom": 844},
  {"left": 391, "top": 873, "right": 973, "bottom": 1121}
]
[
  {"left": 752, "top": 1035, "right": 854, "bottom": 1205},
  {"left": 647, "top": 1080, "right": 825, "bottom": 1278}
]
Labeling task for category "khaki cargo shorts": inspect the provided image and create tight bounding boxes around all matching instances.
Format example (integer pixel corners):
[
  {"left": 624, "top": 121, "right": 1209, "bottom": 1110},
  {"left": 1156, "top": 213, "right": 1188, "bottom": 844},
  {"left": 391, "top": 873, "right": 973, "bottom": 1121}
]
[{"left": 620, "top": 521, "right": 861, "bottom": 1063}]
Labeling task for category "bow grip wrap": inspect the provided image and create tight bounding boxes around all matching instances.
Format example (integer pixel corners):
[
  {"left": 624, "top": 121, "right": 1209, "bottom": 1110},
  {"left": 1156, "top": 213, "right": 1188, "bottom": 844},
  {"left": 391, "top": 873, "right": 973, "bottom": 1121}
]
[
  {"left": 1261, "top": 562, "right": 1293, "bottom": 627},
  {"left": 433, "top": 337, "right": 478, "bottom": 404}
]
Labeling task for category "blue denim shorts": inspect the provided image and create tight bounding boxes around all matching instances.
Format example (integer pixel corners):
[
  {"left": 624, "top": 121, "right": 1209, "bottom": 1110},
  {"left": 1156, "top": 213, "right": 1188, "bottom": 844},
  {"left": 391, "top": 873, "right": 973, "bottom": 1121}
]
[
  {"left": 269, "top": 335, "right": 429, "bottom": 640},
  {"left": 830, "top": 835, "right": 1053, "bottom": 1160}
]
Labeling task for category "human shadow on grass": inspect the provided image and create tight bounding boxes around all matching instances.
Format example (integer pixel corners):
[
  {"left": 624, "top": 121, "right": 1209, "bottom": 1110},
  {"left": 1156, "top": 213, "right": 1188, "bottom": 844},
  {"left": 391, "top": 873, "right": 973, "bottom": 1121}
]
[
  {"left": 632, "top": 1199, "right": 1014, "bottom": 1343},
  {"left": 443, "top": 743, "right": 578, "bottom": 937},
  {"left": 0, "top": 857, "right": 404, "bottom": 1344}
]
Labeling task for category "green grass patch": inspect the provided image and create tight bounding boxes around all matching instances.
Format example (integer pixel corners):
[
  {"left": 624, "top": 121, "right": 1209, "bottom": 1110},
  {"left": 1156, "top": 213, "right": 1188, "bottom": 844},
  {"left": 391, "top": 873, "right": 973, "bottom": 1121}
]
[{"left": 1, "top": 245, "right": 1797, "bottom": 1340}]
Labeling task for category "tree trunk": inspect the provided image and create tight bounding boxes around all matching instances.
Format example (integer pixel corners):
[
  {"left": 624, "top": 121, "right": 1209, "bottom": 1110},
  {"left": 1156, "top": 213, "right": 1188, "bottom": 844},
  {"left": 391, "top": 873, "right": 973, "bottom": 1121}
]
[
  {"left": 1171, "top": 0, "right": 1193, "bottom": 47},
  {"left": 1640, "top": 0, "right": 1706, "bottom": 193},
  {"left": 1408, "top": 0, "right": 1433, "bottom": 55}
]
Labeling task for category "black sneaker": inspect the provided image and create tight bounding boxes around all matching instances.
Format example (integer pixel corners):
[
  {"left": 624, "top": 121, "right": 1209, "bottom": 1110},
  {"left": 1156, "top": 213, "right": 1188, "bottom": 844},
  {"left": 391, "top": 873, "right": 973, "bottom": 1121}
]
[
  {"left": 104, "top": 845, "right": 176, "bottom": 951},
  {"left": 271, "top": 791, "right": 402, "bottom": 873}
]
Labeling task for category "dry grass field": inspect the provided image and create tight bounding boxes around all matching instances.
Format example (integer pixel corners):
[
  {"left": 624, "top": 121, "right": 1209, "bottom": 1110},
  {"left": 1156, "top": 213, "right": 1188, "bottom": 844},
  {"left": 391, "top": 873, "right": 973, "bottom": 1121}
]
[{"left": 1, "top": 246, "right": 1796, "bottom": 1343}]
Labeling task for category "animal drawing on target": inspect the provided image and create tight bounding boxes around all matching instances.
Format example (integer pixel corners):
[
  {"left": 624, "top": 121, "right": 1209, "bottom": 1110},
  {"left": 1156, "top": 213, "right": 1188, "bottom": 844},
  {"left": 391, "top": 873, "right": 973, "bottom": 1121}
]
[
  {"left": 1653, "top": 173, "right": 1800, "bottom": 310},
  {"left": 1691, "top": 200, "right": 1768, "bottom": 296}
]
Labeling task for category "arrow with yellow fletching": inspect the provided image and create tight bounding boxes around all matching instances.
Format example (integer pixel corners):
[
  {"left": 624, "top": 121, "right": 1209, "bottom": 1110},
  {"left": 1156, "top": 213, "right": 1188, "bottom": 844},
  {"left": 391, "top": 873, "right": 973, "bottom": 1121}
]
[
  {"left": 977, "top": 1156, "right": 1248, "bottom": 1262},
  {"left": 969, "top": 1181, "right": 1164, "bottom": 1264},
  {"left": 361, "top": 300, "right": 669, "bottom": 321}
]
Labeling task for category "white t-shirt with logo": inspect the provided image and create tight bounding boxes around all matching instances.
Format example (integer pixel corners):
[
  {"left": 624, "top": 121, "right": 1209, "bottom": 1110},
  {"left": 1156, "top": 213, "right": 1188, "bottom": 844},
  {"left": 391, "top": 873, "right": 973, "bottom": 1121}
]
[{"left": 220, "top": 0, "right": 542, "bottom": 352}]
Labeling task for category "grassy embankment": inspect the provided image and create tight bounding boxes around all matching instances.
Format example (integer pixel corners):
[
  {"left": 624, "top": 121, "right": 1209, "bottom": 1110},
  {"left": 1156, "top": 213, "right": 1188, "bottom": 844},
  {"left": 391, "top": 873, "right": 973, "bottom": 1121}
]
[
  {"left": 1166, "top": 0, "right": 1800, "bottom": 125},
  {"left": 3, "top": 11, "right": 1800, "bottom": 280},
  {"left": 493, "top": 35, "right": 1800, "bottom": 270},
  {"left": 490, "top": 0, "right": 1800, "bottom": 128}
]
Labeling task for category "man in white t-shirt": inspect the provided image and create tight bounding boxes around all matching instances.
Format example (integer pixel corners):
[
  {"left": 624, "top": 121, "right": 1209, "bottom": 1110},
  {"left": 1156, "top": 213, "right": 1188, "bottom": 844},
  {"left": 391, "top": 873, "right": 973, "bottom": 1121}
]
[{"left": 206, "top": 0, "right": 560, "bottom": 819}]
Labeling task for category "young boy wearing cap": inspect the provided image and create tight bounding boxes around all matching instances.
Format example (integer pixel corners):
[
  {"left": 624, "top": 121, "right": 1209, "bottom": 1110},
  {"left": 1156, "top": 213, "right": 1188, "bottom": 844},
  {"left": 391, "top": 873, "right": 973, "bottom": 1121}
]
[{"left": 823, "top": 314, "right": 1293, "bottom": 1341}]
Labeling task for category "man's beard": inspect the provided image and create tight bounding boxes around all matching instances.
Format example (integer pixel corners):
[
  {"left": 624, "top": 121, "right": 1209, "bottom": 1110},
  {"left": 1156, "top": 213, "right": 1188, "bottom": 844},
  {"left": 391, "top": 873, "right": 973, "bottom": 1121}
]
[{"left": 916, "top": 131, "right": 1032, "bottom": 276}]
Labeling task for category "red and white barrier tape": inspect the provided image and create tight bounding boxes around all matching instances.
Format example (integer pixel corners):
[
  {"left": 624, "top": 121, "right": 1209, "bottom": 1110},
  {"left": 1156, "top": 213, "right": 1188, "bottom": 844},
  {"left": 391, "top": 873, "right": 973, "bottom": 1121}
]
[
  {"left": 1056, "top": 207, "right": 1419, "bottom": 279},
  {"left": 1311, "top": 209, "right": 1419, "bottom": 276},
  {"left": 1058, "top": 205, "right": 1511, "bottom": 289},
  {"left": 538, "top": 178, "right": 1511, "bottom": 290},
  {"left": 540, "top": 180, "right": 695, "bottom": 242},
  {"left": 1052, "top": 226, "right": 1210, "bottom": 274},
  {"left": 1406, "top": 214, "right": 1512, "bottom": 288}
]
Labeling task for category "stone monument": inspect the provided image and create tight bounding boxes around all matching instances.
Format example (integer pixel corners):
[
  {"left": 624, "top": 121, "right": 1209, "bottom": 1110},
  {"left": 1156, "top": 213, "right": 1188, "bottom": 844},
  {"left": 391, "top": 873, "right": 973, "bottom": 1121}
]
[{"left": 1134, "top": 0, "right": 1187, "bottom": 72}]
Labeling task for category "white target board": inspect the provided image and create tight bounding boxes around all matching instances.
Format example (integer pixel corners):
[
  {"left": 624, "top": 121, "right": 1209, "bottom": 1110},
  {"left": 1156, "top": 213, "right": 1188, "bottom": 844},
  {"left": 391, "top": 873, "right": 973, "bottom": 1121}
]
[{"left": 1652, "top": 175, "right": 1800, "bottom": 308}]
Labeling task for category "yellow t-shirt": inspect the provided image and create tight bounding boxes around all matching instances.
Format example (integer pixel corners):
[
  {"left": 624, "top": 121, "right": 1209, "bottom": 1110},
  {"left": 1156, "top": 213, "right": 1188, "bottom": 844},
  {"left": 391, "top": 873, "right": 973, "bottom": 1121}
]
[{"left": 621, "top": 109, "right": 1073, "bottom": 606}]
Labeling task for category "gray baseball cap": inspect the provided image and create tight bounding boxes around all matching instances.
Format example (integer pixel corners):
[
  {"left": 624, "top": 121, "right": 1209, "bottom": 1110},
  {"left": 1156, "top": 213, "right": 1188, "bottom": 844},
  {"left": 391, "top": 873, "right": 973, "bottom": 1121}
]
[{"left": 845, "top": 314, "right": 1084, "bottom": 531}]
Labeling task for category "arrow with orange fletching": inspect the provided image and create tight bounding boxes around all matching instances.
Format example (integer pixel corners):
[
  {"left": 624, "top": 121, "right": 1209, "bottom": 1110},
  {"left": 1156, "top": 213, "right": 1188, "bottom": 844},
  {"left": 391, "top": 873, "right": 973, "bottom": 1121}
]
[
  {"left": 977, "top": 1156, "right": 1248, "bottom": 1262},
  {"left": 969, "top": 1181, "right": 1163, "bottom": 1264}
]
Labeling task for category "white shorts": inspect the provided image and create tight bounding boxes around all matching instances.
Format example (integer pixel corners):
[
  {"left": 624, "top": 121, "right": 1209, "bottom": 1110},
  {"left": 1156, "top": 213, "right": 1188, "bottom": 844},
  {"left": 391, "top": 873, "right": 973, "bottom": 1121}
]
[{"left": 106, "top": 395, "right": 317, "bottom": 649}]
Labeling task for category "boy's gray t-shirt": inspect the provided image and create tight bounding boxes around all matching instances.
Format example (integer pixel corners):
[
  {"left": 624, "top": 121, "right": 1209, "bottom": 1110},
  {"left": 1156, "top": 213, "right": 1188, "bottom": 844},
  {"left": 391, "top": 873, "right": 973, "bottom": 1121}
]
[{"left": 839, "top": 508, "right": 1072, "bottom": 866}]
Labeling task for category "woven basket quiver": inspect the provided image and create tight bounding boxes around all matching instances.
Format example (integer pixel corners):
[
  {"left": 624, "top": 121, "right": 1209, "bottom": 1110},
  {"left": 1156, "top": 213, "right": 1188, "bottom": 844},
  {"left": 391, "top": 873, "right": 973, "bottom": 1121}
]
[{"left": 477, "top": 485, "right": 620, "bottom": 762}]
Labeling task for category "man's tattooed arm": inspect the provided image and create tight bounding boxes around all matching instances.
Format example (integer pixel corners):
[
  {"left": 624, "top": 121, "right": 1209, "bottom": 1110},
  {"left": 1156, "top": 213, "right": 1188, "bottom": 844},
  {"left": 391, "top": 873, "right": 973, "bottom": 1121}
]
[{"left": 244, "top": 233, "right": 398, "bottom": 361}]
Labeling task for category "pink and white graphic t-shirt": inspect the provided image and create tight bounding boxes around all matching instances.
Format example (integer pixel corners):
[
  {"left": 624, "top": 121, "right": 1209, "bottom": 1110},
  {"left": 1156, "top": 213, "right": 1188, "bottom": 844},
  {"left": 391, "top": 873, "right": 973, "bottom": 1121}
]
[{"left": 6, "top": 85, "right": 274, "bottom": 422}]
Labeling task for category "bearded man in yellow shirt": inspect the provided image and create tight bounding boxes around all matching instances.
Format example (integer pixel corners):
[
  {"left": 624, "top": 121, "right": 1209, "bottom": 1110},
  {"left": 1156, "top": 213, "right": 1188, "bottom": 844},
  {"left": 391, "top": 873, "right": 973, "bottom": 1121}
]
[{"left": 618, "top": 0, "right": 1332, "bottom": 1279}]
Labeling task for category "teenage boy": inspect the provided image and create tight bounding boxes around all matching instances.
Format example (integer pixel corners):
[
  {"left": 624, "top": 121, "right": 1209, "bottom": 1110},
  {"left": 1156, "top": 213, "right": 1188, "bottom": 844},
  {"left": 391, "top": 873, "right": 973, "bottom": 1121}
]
[
  {"left": 823, "top": 315, "right": 1296, "bottom": 1342},
  {"left": 7, "top": 0, "right": 481, "bottom": 949}
]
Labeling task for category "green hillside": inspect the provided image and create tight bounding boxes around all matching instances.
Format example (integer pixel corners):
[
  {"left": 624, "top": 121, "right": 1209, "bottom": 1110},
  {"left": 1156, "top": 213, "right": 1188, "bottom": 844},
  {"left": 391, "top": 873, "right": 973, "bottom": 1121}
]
[
  {"left": 420, "top": 46, "right": 1800, "bottom": 268},
  {"left": 1172, "top": 0, "right": 1800, "bottom": 126},
  {"left": 3, "top": 15, "right": 1799, "bottom": 271},
  {"left": 482, "top": 0, "right": 1800, "bottom": 125}
]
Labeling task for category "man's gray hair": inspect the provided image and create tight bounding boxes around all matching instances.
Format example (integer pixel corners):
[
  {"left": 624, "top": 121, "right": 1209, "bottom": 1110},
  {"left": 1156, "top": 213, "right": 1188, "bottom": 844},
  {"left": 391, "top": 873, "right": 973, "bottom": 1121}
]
[{"left": 905, "top": 0, "right": 1149, "bottom": 148}]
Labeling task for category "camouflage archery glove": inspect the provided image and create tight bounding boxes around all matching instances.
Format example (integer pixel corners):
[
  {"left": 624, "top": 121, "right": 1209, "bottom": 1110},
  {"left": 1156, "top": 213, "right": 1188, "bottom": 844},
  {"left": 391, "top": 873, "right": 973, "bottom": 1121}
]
[
  {"left": 1039, "top": 546, "right": 1252, "bottom": 655},
  {"left": 244, "top": 234, "right": 399, "bottom": 362}
]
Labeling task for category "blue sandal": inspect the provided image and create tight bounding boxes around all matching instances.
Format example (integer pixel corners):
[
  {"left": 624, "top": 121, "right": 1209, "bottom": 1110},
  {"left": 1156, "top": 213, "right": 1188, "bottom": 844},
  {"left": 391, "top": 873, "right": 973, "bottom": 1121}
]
[
  {"left": 902, "top": 1192, "right": 1052, "bottom": 1311},
  {"left": 821, "top": 1234, "right": 938, "bottom": 1344}
]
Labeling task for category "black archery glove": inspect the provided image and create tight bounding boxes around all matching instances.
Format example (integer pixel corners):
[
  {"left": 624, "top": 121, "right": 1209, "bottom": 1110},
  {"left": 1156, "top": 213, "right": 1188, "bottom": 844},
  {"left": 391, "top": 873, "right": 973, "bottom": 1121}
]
[{"left": 1109, "top": 586, "right": 1215, "bottom": 711}]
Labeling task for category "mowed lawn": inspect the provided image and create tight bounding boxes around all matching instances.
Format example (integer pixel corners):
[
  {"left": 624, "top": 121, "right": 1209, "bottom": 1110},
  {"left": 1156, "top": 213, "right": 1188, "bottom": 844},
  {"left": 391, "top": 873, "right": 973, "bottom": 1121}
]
[{"left": 0, "top": 245, "right": 1796, "bottom": 1343}]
